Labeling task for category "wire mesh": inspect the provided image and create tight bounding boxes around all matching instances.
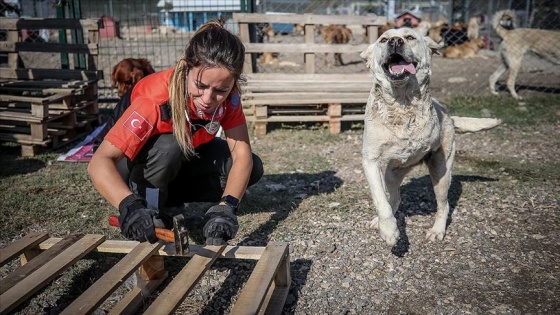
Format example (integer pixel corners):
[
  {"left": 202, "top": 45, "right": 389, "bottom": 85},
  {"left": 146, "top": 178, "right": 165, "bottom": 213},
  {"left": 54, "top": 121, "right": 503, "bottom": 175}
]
[{"left": 1, "top": 0, "right": 559, "bottom": 100}]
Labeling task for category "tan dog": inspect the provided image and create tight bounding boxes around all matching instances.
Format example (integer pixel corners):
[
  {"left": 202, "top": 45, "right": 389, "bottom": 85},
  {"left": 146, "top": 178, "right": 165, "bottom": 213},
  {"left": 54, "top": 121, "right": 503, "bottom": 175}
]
[
  {"left": 467, "top": 15, "right": 482, "bottom": 40},
  {"left": 360, "top": 28, "right": 501, "bottom": 246},
  {"left": 261, "top": 24, "right": 276, "bottom": 43},
  {"left": 111, "top": 58, "right": 155, "bottom": 97},
  {"left": 258, "top": 52, "right": 279, "bottom": 65},
  {"left": 443, "top": 37, "right": 487, "bottom": 59},
  {"left": 427, "top": 21, "right": 448, "bottom": 43},
  {"left": 258, "top": 51, "right": 299, "bottom": 67},
  {"left": 379, "top": 21, "right": 396, "bottom": 36},
  {"left": 489, "top": 10, "right": 560, "bottom": 99},
  {"left": 321, "top": 24, "right": 353, "bottom": 66}
]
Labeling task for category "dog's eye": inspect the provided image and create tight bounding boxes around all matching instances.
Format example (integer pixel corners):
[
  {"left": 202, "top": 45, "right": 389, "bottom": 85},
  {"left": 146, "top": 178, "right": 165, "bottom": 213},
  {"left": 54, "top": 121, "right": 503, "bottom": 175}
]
[
  {"left": 380, "top": 38, "right": 388, "bottom": 43},
  {"left": 405, "top": 35, "right": 415, "bottom": 40}
]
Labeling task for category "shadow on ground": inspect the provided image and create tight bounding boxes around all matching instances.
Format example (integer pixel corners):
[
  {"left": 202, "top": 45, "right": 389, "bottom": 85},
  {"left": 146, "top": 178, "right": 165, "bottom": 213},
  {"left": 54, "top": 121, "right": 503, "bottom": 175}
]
[{"left": 391, "top": 174, "right": 498, "bottom": 257}]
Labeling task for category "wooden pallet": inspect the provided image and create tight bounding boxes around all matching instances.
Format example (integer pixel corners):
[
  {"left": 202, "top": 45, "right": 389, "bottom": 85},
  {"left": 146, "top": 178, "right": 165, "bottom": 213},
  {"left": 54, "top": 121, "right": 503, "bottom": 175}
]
[
  {"left": 0, "top": 80, "right": 100, "bottom": 156},
  {"left": 0, "top": 232, "right": 291, "bottom": 314},
  {"left": 241, "top": 73, "right": 370, "bottom": 137},
  {"left": 0, "top": 18, "right": 102, "bottom": 156}
]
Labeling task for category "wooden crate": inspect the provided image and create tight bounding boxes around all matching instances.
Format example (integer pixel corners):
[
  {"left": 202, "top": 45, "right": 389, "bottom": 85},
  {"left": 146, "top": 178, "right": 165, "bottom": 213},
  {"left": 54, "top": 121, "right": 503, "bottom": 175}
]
[
  {"left": 0, "top": 18, "right": 102, "bottom": 156},
  {"left": 0, "top": 232, "right": 291, "bottom": 314}
]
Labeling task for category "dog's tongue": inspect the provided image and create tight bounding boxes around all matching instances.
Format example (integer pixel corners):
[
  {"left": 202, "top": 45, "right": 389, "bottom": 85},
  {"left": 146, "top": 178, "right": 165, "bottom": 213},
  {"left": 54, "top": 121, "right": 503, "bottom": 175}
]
[{"left": 390, "top": 61, "right": 416, "bottom": 74}]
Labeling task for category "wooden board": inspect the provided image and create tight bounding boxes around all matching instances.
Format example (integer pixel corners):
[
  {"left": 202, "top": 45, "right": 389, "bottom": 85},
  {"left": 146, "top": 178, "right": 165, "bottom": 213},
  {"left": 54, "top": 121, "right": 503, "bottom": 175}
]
[
  {"left": 37, "top": 238, "right": 267, "bottom": 260},
  {"left": 60, "top": 241, "right": 164, "bottom": 315},
  {"left": 0, "top": 232, "right": 49, "bottom": 267},
  {"left": 231, "top": 243, "right": 290, "bottom": 314},
  {"left": 233, "top": 12, "right": 386, "bottom": 26},
  {"left": 0, "top": 234, "right": 83, "bottom": 295},
  {"left": 143, "top": 245, "right": 227, "bottom": 315},
  {"left": 0, "top": 234, "right": 105, "bottom": 315}
]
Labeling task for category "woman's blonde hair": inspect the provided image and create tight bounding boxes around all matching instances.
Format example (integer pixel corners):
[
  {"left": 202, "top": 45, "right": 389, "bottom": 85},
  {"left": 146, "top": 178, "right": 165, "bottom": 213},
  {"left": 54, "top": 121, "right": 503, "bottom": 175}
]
[{"left": 168, "top": 17, "right": 245, "bottom": 157}]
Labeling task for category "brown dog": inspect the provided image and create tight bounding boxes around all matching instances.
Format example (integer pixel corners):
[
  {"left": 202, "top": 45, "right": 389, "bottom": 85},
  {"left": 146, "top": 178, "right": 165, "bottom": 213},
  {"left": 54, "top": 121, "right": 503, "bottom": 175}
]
[
  {"left": 489, "top": 10, "right": 560, "bottom": 99},
  {"left": 321, "top": 24, "right": 353, "bottom": 66},
  {"left": 111, "top": 58, "right": 155, "bottom": 97},
  {"left": 443, "top": 37, "right": 487, "bottom": 59}
]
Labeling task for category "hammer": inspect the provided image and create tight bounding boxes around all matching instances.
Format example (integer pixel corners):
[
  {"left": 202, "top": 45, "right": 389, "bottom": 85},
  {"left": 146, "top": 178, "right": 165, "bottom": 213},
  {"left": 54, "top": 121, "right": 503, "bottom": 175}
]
[{"left": 108, "top": 213, "right": 189, "bottom": 255}]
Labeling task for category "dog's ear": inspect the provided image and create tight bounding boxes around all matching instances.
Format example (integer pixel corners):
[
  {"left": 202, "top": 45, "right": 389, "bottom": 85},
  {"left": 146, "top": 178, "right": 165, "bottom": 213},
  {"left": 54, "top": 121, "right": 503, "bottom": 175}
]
[
  {"left": 424, "top": 36, "right": 444, "bottom": 55},
  {"left": 360, "top": 44, "right": 376, "bottom": 69}
]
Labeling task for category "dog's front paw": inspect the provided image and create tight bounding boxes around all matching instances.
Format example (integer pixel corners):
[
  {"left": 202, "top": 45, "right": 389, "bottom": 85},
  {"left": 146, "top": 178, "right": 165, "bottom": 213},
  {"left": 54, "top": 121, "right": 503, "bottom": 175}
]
[
  {"left": 378, "top": 217, "right": 399, "bottom": 246},
  {"left": 425, "top": 226, "right": 446, "bottom": 242}
]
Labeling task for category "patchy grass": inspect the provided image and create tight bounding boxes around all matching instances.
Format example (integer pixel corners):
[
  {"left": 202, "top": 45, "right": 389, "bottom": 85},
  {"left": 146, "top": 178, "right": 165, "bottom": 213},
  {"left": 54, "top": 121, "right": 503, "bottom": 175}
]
[{"left": 447, "top": 94, "right": 560, "bottom": 127}]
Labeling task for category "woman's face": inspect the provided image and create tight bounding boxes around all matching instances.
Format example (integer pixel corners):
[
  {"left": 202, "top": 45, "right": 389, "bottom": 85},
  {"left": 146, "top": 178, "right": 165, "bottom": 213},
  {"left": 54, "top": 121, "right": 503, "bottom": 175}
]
[{"left": 187, "top": 66, "right": 235, "bottom": 113}]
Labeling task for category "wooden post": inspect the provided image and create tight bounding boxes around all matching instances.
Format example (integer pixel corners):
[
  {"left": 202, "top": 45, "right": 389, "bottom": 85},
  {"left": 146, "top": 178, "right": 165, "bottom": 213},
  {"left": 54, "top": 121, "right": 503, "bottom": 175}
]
[
  {"left": 109, "top": 249, "right": 168, "bottom": 315},
  {"left": 304, "top": 24, "right": 315, "bottom": 74},
  {"left": 254, "top": 105, "right": 268, "bottom": 138},
  {"left": 328, "top": 103, "right": 342, "bottom": 134}
]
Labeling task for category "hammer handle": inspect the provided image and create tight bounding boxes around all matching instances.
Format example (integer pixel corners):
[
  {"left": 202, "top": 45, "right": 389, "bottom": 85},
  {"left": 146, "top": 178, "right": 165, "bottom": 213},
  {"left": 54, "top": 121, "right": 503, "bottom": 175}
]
[{"left": 108, "top": 215, "right": 175, "bottom": 243}]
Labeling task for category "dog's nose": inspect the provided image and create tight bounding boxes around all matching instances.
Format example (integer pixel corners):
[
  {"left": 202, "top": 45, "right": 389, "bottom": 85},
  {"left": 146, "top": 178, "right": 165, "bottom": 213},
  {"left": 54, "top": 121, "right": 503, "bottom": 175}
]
[{"left": 388, "top": 37, "right": 404, "bottom": 49}]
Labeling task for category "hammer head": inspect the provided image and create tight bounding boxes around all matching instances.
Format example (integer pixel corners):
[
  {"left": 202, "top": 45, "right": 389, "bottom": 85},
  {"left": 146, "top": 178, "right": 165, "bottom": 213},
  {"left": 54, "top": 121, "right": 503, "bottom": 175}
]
[{"left": 172, "top": 214, "right": 189, "bottom": 255}]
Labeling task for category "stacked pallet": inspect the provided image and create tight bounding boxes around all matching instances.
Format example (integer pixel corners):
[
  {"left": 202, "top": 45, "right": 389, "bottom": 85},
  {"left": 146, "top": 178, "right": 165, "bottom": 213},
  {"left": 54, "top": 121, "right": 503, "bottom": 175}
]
[
  {"left": 0, "top": 18, "right": 102, "bottom": 156},
  {"left": 241, "top": 73, "right": 372, "bottom": 137},
  {"left": 233, "top": 13, "right": 385, "bottom": 137}
]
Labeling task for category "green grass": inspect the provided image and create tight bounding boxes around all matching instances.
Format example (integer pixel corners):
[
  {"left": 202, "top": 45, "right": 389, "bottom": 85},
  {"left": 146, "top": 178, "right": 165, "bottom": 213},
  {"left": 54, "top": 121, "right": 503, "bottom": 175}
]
[
  {"left": 457, "top": 155, "right": 560, "bottom": 182},
  {"left": 447, "top": 94, "right": 560, "bottom": 127}
]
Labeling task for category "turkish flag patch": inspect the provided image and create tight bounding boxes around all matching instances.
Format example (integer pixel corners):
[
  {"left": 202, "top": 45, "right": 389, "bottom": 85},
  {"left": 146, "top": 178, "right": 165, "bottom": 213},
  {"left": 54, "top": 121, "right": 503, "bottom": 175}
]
[{"left": 123, "top": 111, "right": 153, "bottom": 140}]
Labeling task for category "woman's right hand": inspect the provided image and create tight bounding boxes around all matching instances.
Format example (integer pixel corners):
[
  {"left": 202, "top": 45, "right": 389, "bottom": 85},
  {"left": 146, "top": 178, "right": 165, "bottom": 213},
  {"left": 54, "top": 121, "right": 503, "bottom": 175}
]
[{"left": 118, "top": 194, "right": 161, "bottom": 243}]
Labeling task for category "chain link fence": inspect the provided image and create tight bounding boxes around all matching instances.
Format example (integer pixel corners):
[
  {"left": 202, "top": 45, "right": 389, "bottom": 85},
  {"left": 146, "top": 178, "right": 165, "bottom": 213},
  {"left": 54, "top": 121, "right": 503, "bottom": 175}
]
[{"left": 1, "top": 0, "right": 559, "bottom": 101}]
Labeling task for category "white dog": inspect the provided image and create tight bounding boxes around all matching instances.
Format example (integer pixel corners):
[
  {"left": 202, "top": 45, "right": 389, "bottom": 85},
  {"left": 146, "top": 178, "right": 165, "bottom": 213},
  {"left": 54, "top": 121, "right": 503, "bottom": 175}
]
[{"left": 360, "top": 28, "right": 501, "bottom": 246}]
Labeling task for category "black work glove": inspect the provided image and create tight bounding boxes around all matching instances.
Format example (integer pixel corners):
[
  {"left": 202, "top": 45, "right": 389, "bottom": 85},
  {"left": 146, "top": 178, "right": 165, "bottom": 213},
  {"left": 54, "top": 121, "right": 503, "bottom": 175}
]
[
  {"left": 203, "top": 205, "right": 239, "bottom": 245},
  {"left": 118, "top": 194, "right": 163, "bottom": 243}
]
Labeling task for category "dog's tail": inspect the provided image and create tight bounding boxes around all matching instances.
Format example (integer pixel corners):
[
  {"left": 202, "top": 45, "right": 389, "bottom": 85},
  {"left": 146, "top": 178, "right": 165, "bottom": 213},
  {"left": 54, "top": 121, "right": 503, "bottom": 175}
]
[
  {"left": 492, "top": 10, "right": 516, "bottom": 39},
  {"left": 451, "top": 116, "right": 502, "bottom": 134}
]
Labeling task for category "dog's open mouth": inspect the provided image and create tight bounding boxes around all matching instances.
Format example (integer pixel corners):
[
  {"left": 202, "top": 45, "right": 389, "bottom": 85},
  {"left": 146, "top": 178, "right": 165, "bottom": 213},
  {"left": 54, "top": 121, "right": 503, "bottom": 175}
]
[{"left": 383, "top": 53, "right": 417, "bottom": 81}]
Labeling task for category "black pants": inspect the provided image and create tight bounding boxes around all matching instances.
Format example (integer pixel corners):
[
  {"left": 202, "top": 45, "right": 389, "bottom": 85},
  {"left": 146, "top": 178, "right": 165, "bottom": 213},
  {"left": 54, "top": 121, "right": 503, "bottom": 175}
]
[{"left": 119, "top": 133, "right": 263, "bottom": 210}]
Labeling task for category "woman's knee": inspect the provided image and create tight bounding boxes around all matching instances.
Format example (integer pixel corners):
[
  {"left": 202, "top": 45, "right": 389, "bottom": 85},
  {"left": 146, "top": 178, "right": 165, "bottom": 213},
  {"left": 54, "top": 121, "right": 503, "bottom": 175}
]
[
  {"left": 249, "top": 153, "right": 264, "bottom": 187},
  {"left": 133, "top": 134, "right": 184, "bottom": 186}
]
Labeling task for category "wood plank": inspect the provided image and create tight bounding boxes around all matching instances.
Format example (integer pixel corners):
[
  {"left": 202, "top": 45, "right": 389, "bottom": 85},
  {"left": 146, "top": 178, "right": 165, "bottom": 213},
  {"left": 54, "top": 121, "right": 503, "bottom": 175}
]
[
  {"left": 243, "top": 43, "right": 369, "bottom": 54},
  {"left": 243, "top": 85, "right": 371, "bottom": 93},
  {"left": 233, "top": 13, "right": 386, "bottom": 26},
  {"left": 242, "top": 96, "right": 368, "bottom": 106},
  {"left": 260, "top": 250, "right": 291, "bottom": 315},
  {"left": 0, "top": 234, "right": 105, "bottom": 315},
  {"left": 143, "top": 245, "right": 226, "bottom": 315},
  {"left": 0, "top": 69, "right": 102, "bottom": 81},
  {"left": 1, "top": 42, "right": 99, "bottom": 54},
  {"left": 108, "top": 274, "right": 167, "bottom": 315},
  {"left": 0, "top": 18, "right": 100, "bottom": 31},
  {"left": 37, "top": 238, "right": 266, "bottom": 260},
  {"left": 230, "top": 243, "right": 289, "bottom": 314},
  {"left": 246, "top": 114, "right": 365, "bottom": 122},
  {"left": 0, "top": 232, "right": 49, "bottom": 267},
  {"left": 0, "top": 92, "right": 72, "bottom": 104},
  {"left": 60, "top": 241, "right": 164, "bottom": 315},
  {"left": 244, "top": 92, "right": 369, "bottom": 99},
  {"left": 245, "top": 73, "right": 373, "bottom": 81},
  {"left": 0, "top": 234, "right": 83, "bottom": 295}
]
